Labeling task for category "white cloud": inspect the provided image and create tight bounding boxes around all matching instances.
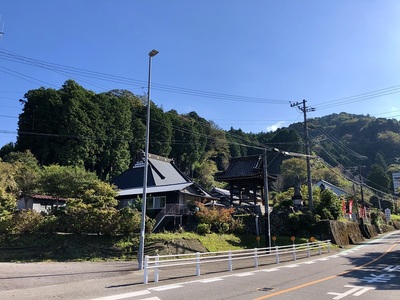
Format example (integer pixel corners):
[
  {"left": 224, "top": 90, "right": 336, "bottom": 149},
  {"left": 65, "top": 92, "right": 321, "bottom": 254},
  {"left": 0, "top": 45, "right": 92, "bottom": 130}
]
[{"left": 266, "top": 121, "right": 286, "bottom": 132}]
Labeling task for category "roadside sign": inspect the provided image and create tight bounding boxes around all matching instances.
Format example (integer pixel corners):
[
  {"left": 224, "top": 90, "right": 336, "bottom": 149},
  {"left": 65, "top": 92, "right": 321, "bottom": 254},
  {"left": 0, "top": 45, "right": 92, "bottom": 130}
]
[{"left": 385, "top": 208, "right": 391, "bottom": 220}]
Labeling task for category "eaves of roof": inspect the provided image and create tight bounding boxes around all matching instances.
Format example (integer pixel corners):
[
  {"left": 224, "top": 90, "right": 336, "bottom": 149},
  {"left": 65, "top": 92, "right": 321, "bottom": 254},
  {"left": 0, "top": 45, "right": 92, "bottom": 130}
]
[{"left": 118, "top": 182, "right": 192, "bottom": 197}]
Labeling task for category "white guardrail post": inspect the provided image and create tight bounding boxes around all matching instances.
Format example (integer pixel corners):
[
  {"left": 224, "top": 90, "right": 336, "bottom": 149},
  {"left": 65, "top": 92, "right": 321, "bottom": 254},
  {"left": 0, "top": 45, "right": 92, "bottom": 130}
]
[
  {"left": 228, "top": 250, "right": 233, "bottom": 271},
  {"left": 143, "top": 255, "right": 149, "bottom": 284},
  {"left": 275, "top": 245, "right": 280, "bottom": 264},
  {"left": 254, "top": 248, "right": 258, "bottom": 268},
  {"left": 154, "top": 255, "right": 160, "bottom": 283},
  {"left": 307, "top": 242, "right": 311, "bottom": 257},
  {"left": 196, "top": 252, "right": 201, "bottom": 276},
  {"left": 292, "top": 244, "right": 297, "bottom": 261}
]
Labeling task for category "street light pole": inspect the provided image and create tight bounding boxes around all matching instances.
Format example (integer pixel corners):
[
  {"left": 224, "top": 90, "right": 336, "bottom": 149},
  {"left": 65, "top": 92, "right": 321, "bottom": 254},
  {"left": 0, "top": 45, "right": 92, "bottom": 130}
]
[{"left": 138, "top": 49, "right": 158, "bottom": 270}]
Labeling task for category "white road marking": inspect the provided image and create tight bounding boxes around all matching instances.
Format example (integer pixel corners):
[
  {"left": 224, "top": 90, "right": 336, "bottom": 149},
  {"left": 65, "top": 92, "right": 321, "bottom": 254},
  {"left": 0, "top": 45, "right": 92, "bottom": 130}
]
[
  {"left": 91, "top": 290, "right": 151, "bottom": 300},
  {"left": 317, "top": 258, "right": 329, "bottom": 261},
  {"left": 150, "top": 284, "right": 183, "bottom": 291},
  {"left": 284, "top": 264, "right": 300, "bottom": 268},
  {"left": 235, "top": 272, "right": 254, "bottom": 277},
  {"left": 199, "top": 278, "right": 224, "bottom": 283},
  {"left": 261, "top": 268, "right": 280, "bottom": 272},
  {"left": 328, "top": 285, "right": 375, "bottom": 299}
]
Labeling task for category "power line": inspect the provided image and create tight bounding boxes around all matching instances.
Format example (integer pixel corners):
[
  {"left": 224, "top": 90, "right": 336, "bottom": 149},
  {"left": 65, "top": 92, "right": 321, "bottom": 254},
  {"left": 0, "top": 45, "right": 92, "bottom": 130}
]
[{"left": 0, "top": 49, "right": 289, "bottom": 104}]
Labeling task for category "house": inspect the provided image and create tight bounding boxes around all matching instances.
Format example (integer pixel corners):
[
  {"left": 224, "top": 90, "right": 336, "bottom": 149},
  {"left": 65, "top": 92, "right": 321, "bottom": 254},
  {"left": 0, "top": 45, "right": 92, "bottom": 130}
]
[
  {"left": 215, "top": 155, "right": 276, "bottom": 214},
  {"left": 315, "top": 179, "right": 349, "bottom": 197},
  {"left": 17, "top": 194, "right": 67, "bottom": 213},
  {"left": 111, "top": 153, "right": 217, "bottom": 231}
]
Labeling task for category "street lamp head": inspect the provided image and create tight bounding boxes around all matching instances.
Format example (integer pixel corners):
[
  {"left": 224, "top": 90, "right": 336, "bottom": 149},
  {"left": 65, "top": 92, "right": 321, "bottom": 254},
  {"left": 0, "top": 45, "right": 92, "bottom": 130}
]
[{"left": 149, "top": 49, "right": 159, "bottom": 57}]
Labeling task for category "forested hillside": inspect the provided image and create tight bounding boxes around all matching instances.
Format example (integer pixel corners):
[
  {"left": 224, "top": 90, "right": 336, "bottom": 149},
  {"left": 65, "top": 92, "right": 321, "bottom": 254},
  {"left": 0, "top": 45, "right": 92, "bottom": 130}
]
[{"left": 1, "top": 80, "right": 400, "bottom": 194}]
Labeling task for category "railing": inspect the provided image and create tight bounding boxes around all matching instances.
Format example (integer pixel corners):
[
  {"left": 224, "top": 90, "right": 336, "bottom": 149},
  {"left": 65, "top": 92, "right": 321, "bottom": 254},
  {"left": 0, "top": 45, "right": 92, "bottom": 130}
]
[
  {"left": 143, "top": 240, "right": 331, "bottom": 283},
  {"left": 153, "top": 204, "right": 189, "bottom": 232}
]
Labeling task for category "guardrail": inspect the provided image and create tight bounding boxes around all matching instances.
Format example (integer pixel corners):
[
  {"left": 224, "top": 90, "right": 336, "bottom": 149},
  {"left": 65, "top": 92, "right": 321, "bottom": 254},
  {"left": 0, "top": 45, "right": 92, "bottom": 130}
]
[{"left": 143, "top": 240, "right": 331, "bottom": 284}]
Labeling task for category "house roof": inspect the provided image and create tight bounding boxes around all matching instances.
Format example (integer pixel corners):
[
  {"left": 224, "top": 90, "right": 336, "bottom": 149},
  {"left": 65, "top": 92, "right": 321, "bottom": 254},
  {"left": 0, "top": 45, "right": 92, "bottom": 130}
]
[
  {"left": 215, "top": 155, "right": 263, "bottom": 180},
  {"left": 112, "top": 153, "right": 215, "bottom": 199},
  {"left": 118, "top": 182, "right": 193, "bottom": 197},
  {"left": 32, "top": 195, "right": 67, "bottom": 201},
  {"left": 315, "top": 180, "right": 349, "bottom": 196},
  {"left": 215, "top": 155, "right": 275, "bottom": 182},
  {"left": 112, "top": 153, "right": 189, "bottom": 190}
]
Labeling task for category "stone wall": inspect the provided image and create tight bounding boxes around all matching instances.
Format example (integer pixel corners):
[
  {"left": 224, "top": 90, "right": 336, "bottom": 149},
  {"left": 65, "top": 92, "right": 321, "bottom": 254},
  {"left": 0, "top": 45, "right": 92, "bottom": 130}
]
[
  {"left": 314, "top": 220, "right": 364, "bottom": 246},
  {"left": 314, "top": 219, "right": 400, "bottom": 246}
]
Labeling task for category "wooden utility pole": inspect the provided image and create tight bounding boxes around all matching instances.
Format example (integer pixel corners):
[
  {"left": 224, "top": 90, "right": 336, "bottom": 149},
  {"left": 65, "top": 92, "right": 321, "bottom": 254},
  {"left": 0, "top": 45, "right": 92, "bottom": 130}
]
[{"left": 290, "top": 99, "right": 315, "bottom": 210}]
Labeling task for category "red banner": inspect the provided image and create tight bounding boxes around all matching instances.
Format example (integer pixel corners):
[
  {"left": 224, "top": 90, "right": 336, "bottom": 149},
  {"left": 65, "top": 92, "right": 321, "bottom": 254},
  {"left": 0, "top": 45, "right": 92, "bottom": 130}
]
[{"left": 348, "top": 200, "right": 353, "bottom": 214}]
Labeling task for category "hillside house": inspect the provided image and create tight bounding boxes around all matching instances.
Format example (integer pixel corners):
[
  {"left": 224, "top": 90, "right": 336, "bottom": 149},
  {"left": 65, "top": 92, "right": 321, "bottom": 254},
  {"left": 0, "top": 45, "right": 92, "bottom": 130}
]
[
  {"left": 315, "top": 179, "right": 349, "bottom": 197},
  {"left": 17, "top": 195, "right": 67, "bottom": 213},
  {"left": 112, "top": 153, "right": 217, "bottom": 231}
]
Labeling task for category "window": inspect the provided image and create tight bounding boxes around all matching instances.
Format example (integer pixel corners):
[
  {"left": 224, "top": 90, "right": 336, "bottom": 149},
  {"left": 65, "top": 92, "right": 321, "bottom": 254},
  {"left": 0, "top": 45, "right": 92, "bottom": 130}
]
[{"left": 147, "top": 196, "right": 166, "bottom": 209}]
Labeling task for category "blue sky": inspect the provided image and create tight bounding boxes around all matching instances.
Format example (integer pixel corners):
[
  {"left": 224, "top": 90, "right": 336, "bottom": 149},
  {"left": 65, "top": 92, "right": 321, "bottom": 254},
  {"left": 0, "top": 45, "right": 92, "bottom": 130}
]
[{"left": 1, "top": 1, "right": 400, "bottom": 148}]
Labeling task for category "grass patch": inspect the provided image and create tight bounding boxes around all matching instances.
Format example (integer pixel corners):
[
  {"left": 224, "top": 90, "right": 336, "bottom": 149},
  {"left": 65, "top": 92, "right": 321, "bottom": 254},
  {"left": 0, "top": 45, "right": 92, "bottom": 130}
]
[
  {"left": 0, "top": 232, "right": 334, "bottom": 262},
  {"left": 0, "top": 233, "right": 138, "bottom": 262},
  {"left": 390, "top": 214, "right": 400, "bottom": 221}
]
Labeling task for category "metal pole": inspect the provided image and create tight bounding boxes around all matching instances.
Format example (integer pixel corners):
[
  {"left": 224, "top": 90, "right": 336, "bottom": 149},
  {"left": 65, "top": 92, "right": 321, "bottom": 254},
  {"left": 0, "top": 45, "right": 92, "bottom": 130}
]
[
  {"left": 138, "top": 49, "right": 158, "bottom": 270},
  {"left": 263, "top": 149, "right": 271, "bottom": 249}
]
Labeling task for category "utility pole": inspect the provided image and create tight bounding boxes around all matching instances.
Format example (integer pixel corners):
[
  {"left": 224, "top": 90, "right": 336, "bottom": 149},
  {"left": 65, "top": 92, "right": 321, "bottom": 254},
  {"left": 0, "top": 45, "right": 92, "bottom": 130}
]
[
  {"left": 358, "top": 163, "right": 365, "bottom": 219},
  {"left": 263, "top": 148, "right": 271, "bottom": 249},
  {"left": 290, "top": 99, "right": 315, "bottom": 210}
]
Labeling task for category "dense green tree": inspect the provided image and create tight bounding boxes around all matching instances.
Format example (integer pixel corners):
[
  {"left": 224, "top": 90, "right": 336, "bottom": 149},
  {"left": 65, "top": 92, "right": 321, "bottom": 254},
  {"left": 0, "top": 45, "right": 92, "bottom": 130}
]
[
  {"left": 4, "top": 151, "right": 40, "bottom": 209},
  {"left": 94, "top": 92, "right": 132, "bottom": 179},
  {"left": 0, "top": 161, "right": 17, "bottom": 218},
  {"left": 167, "top": 110, "right": 197, "bottom": 173},
  {"left": 17, "top": 87, "right": 63, "bottom": 164},
  {"left": 39, "top": 165, "right": 99, "bottom": 199},
  {"left": 314, "top": 188, "right": 342, "bottom": 220},
  {"left": 280, "top": 158, "right": 307, "bottom": 191},
  {"left": 367, "top": 164, "right": 390, "bottom": 193},
  {"left": 148, "top": 103, "right": 172, "bottom": 157},
  {"left": 0, "top": 142, "right": 15, "bottom": 160}
]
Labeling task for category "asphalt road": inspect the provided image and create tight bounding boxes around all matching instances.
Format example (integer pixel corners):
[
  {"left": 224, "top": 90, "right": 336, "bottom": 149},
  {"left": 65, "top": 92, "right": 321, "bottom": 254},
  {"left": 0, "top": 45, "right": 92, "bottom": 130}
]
[{"left": 1, "top": 231, "right": 399, "bottom": 300}]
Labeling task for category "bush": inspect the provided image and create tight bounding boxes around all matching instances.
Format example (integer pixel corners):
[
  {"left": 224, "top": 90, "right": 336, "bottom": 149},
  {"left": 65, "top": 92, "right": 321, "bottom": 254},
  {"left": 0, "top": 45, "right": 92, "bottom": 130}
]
[
  {"left": 197, "top": 223, "right": 211, "bottom": 235},
  {"left": 37, "top": 215, "right": 58, "bottom": 233},
  {"left": 11, "top": 210, "right": 44, "bottom": 234},
  {"left": 195, "top": 201, "right": 235, "bottom": 233},
  {"left": 287, "top": 213, "right": 300, "bottom": 235},
  {"left": 0, "top": 215, "right": 13, "bottom": 234},
  {"left": 119, "top": 207, "right": 141, "bottom": 235}
]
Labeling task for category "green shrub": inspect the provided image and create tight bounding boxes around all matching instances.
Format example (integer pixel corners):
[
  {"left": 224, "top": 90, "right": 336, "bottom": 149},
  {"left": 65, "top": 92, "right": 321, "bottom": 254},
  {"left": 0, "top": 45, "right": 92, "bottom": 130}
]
[
  {"left": 287, "top": 213, "right": 300, "bottom": 235},
  {"left": 119, "top": 207, "right": 141, "bottom": 234},
  {"left": 197, "top": 223, "right": 211, "bottom": 235},
  {"left": 12, "top": 210, "right": 44, "bottom": 234},
  {"left": 217, "top": 222, "right": 230, "bottom": 234},
  {"left": 0, "top": 215, "right": 13, "bottom": 234}
]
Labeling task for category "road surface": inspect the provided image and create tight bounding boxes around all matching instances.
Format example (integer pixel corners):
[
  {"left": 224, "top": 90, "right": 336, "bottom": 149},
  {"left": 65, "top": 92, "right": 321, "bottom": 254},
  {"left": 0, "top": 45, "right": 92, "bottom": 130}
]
[{"left": 1, "top": 231, "right": 399, "bottom": 299}]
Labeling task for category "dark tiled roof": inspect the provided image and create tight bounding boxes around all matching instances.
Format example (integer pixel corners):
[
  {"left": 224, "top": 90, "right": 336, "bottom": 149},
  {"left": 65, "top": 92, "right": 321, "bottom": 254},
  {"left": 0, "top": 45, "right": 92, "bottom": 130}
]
[
  {"left": 216, "top": 155, "right": 263, "bottom": 180},
  {"left": 111, "top": 153, "right": 190, "bottom": 191}
]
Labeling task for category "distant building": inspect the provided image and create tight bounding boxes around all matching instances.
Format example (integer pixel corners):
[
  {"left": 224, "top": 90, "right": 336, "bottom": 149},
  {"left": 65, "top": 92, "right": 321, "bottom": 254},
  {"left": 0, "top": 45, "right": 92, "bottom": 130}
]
[
  {"left": 17, "top": 195, "right": 67, "bottom": 213},
  {"left": 315, "top": 179, "right": 349, "bottom": 197}
]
